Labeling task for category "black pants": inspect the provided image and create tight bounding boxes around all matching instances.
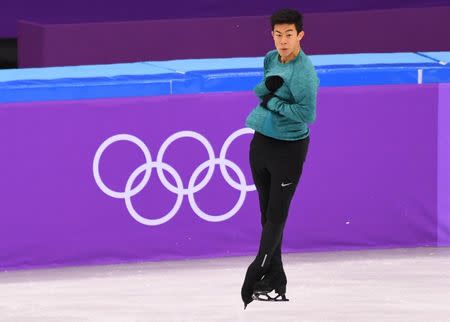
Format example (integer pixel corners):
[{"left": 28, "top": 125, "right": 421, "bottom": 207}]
[{"left": 248, "top": 131, "right": 309, "bottom": 283}]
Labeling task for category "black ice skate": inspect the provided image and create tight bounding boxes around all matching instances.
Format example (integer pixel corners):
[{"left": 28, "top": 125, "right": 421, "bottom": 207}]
[
  {"left": 252, "top": 271, "right": 289, "bottom": 302},
  {"left": 241, "top": 260, "right": 268, "bottom": 309}
]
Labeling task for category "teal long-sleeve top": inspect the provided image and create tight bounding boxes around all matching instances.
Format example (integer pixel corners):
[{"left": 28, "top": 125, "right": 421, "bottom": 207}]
[{"left": 245, "top": 49, "right": 319, "bottom": 141}]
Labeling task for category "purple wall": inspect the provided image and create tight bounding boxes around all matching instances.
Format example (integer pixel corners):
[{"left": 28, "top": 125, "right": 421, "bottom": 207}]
[
  {"left": 438, "top": 83, "right": 450, "bottom": 246},
  {"left": 18, "top": 6, "right": 450, "bottom": 67},
  {"left": 3, "top": 0, "right": 450, "bottom": 37},
  {"left": 305, "top": 7, "right": 450, "bottom": 54},
  {"left": 0, "top": 84, "right": 441, "bottom": 271}
]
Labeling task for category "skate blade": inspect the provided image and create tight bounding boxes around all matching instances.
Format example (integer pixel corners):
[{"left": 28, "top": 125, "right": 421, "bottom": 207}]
[{"left": 252, "top": 292, "right": 289, "bottom": 302}]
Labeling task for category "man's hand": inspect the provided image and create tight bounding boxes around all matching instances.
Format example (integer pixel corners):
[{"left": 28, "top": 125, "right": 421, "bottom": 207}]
[{"left": 265, "top": 75, "right": 284, "bottom": 92}]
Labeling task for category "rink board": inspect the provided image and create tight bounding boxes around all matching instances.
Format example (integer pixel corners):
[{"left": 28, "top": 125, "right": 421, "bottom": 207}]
[{"left": 0, "top": 83, "right": 449, "bottom": 270}]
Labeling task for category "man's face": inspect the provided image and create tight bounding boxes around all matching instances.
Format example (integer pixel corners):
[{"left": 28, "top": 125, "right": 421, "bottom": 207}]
[{"left": 272, "top": 24, "right": 304, "bottom": 59}]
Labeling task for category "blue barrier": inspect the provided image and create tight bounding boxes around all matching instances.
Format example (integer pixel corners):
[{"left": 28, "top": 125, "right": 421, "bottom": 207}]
[{"left": 0, "top": 52, "right": 449, "bottom": 103}]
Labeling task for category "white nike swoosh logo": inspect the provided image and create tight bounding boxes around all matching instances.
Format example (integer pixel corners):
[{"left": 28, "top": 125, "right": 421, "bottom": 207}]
[{"left": 281, "top": 182, "right": 293, "bottom": 187}]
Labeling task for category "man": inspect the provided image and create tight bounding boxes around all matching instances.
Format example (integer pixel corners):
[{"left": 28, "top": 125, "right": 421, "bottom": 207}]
[{"left": 241, "top": 8, "right": 319, "bottom": 309}]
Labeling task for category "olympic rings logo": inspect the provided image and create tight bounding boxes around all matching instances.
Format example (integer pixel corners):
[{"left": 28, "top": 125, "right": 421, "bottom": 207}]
[{"left": 93, "top": 128, "right": 255, "bottom": 226}]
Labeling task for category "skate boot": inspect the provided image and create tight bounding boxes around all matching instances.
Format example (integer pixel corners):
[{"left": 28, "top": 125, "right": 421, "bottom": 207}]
[
  {"left": 241, "top": 262, "right": 265, "bottom": 309},
  {"left": 252, "top": 270, "right": 289, "bottom": 302}
]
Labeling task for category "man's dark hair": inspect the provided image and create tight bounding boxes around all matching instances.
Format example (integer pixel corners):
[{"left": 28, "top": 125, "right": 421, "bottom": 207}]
[{"left": 270, "top": 9, "right": 303, "bottom": 34}]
